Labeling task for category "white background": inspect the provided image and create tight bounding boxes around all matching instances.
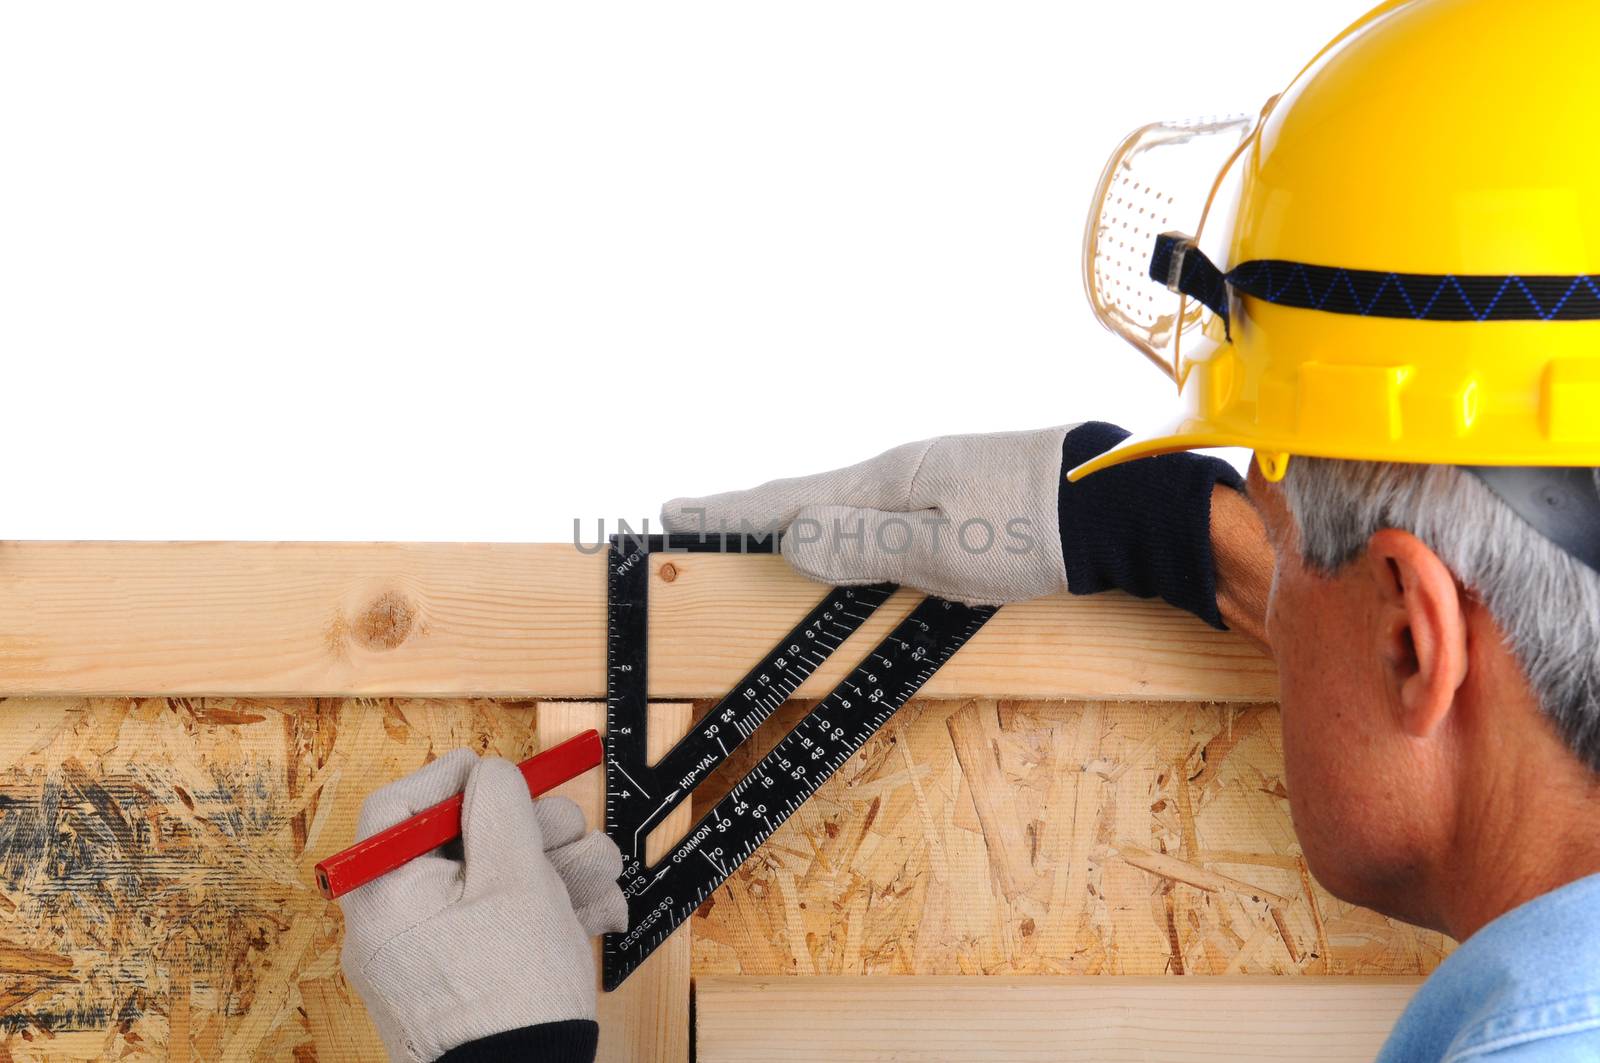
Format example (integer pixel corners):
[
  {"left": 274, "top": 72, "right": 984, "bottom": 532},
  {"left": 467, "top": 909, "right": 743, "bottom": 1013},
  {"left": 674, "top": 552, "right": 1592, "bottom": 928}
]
[{"left": 1, "top": 2, "right": 1369, "bottom": 542}]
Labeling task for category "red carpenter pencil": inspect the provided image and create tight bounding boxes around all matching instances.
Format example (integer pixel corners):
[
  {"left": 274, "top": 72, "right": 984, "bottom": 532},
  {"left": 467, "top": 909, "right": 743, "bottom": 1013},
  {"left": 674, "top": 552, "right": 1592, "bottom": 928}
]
[{"left": 314, "top": 729, "right": 604, "bottom": 900}]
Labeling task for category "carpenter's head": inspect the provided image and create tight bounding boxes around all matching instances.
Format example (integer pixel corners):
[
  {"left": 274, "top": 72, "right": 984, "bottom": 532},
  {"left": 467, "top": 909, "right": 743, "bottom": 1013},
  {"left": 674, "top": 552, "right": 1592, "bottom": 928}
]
[{"left": 1247, "top": 459, "right": 1600, "bottom": 934}]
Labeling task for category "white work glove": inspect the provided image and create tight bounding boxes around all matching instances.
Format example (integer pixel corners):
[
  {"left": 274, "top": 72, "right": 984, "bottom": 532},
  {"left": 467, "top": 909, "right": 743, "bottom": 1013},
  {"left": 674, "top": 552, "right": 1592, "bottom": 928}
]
[
  {"left": 339, "top": 749, "right": 626, "bottom": 1063},
  {"left": 663, "top": 425, "right": 1076, "bottom": 606}
]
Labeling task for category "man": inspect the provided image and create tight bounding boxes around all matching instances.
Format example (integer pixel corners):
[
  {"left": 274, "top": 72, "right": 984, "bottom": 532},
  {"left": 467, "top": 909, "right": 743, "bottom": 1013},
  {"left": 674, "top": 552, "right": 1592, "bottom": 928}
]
[{"left": 338, "top": 0, "right": 1600, "bottom": 1059}]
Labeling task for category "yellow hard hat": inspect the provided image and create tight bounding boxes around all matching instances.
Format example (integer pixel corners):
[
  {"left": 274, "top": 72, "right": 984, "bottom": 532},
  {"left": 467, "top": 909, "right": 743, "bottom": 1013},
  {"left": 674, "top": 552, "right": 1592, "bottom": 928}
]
[{"left": 1075, "top": 0, "right": 1600, "bottom": 486}]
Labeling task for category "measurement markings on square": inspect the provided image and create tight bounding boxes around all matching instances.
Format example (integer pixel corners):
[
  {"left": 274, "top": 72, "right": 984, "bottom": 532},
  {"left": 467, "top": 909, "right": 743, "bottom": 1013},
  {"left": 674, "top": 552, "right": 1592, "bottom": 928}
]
[{"left": 602, "top": 534, "right": 996, "bottom": 989}]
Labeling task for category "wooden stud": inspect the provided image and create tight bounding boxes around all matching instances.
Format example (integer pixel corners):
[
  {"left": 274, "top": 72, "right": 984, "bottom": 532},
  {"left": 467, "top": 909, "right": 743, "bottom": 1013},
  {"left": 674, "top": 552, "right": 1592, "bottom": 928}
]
[
  {"left": 0, "top": 543, "right": 1275, "bottom": 701},
  {"left": 537, "top": 702, "right": 693, "bottom": 1063},
  {"left": 693, "top": 976, "right": 1423, "bottom": 1062}
]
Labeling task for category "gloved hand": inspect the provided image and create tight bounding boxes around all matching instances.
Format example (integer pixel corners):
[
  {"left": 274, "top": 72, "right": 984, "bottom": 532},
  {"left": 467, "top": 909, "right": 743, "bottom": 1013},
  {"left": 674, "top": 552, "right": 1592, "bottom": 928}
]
[
  {"left": 663, "top": 426, "right": 1077, "bottom": 605},
  {"left": 663, "top": 421, "right": 1248, "bottom": 628},
  {"left": 338, "top": 749, "right": 626, "bottom": 1063}
]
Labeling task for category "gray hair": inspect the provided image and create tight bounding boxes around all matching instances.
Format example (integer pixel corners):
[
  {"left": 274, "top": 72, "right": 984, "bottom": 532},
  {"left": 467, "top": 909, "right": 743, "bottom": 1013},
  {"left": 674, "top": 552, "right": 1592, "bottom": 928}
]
[{"left": 1281, "top": 458, "right": 1600, "bottom": 774}]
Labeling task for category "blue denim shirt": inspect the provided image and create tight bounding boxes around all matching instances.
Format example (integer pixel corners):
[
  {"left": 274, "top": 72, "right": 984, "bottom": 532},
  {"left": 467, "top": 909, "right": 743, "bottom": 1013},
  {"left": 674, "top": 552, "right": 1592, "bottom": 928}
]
[{"left": 1377, "top": 872, "right": 1600, "bottom": 1062}]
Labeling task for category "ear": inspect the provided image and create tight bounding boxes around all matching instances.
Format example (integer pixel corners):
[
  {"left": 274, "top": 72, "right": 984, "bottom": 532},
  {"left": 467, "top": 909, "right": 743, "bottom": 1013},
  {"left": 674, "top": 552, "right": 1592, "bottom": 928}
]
[{"left": 1365, "top": 529, "right": 1470, "bottom": 738}]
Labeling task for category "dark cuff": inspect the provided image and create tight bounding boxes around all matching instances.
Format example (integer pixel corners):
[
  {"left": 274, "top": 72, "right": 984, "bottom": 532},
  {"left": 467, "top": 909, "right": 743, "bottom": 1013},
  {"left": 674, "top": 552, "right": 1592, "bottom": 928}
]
[
  {"left": 438, "top": 1020, "right": 598, "bottom": 1063},
  {"left": 1058, "top": 421, "right": 1245, "bottom": 630}
]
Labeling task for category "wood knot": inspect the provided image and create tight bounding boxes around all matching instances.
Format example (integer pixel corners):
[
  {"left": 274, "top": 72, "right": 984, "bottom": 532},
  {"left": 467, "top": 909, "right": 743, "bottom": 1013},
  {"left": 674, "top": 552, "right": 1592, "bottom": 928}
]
[
  {"left": 658, "top": 562, "right": 678, "bottom": 583},
  {"left": 354, "top": 591, "right": 415, "bottom": 651}
]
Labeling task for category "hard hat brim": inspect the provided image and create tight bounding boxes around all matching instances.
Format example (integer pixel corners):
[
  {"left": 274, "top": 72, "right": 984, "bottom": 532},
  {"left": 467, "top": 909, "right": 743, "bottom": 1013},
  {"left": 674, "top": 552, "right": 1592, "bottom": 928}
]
[{"left": 1065, "top": 423, "right": 1248, "bottom": 482}]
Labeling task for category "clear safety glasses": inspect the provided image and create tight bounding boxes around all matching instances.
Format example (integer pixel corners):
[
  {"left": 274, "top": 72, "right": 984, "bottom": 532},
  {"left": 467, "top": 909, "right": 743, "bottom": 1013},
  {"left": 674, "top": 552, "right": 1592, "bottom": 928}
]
[{"left": 1083, "top": 111, "right": 1263, "bottom": 381}]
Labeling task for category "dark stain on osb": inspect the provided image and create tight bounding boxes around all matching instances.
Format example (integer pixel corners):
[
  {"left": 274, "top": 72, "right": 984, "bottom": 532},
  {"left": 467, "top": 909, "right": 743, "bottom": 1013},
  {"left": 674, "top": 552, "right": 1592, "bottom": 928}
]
[
  {"left": 3, "top": 1003, "right": 113, "bottom": 1035},
  {"left": 0, "top": 757, "right": 309, "bottom": 1035}
]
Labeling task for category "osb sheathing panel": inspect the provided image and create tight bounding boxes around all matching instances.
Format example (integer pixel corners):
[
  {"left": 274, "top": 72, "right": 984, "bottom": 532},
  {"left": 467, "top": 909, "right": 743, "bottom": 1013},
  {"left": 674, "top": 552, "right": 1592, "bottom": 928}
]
[
  {"left": 0, "top": 697, "right": 1449, "bottom": 1061},
  {"left": 0, "top": 695, "right": 539, "bottom": 1062},
  {"left": 690, "top": 699, "right": 1452, "bottom": 978}
]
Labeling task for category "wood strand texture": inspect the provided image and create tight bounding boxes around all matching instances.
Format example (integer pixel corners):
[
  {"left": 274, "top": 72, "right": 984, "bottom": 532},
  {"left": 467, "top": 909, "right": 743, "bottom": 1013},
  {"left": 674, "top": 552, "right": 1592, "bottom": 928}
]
[
  {"left": 0, "top": 697, "right": 1449, "bottom": 1060},
  {"left": 690, "top": 699, "right": 1449, "bottom": 978}
]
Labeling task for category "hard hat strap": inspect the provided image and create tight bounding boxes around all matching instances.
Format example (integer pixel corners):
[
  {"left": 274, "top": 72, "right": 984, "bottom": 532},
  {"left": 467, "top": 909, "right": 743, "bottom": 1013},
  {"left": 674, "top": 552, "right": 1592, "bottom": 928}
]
[
  {"left": 1150, "top": 232, "right": 1232, "bottom": 333},
  {"left": 1150, "top": 232, "right": 1600, "bottom": 327}
]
